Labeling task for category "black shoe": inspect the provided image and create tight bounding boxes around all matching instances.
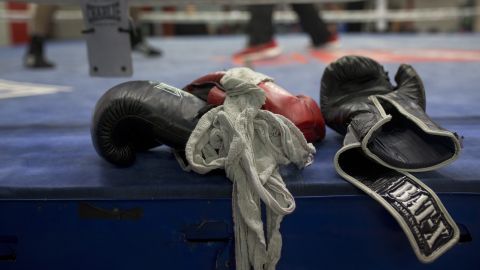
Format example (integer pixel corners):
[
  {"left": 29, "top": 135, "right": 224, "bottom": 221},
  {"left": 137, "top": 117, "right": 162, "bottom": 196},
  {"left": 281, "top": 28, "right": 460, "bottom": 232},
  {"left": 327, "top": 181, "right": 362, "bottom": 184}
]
[
  {"left": 24, "top": 35, "right": 55, "bottom": 69},
  {"left": 24, "top": 54, "right": 55, "bottom": 68},
  {"left": 130, "top": 27, "right": 162, "bottom": 58},
  {"left": 133, "top": 42, "right": 162, "bottom": 57}
]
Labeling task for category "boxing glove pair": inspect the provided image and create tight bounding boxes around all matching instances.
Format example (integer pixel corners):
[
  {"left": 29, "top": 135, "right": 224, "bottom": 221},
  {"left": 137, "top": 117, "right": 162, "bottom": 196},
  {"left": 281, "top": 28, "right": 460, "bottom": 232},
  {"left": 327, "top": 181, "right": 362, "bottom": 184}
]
[
  {"left": 92, "top": 56, "right": 462, "bottom": 263},
  {"left": 321, "top": 55, "right": 462, "bottom": 263},
  {"left": 92, "top": 68, "right": 325, "bottom": 166}
]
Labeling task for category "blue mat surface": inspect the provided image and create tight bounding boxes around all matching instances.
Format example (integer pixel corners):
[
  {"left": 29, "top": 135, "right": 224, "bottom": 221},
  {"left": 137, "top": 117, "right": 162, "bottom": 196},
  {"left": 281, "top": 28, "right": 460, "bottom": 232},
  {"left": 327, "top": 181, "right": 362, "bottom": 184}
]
[{"left": 1, "top": 33, "right": 480, "bottom": 199}]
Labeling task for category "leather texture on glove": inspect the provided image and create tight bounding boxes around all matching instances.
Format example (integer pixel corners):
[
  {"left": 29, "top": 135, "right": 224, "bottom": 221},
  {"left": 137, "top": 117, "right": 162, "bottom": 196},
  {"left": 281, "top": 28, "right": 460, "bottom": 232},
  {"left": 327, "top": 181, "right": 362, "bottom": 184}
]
[
  {"left": 184, "top": 70, "right": 325, "bottom": 142},
  {"left": 321, "top": 55, "right": 461, "bottom": 171},
  {"left": 91, "top": 80, "right": 209, "bottom": 166}
]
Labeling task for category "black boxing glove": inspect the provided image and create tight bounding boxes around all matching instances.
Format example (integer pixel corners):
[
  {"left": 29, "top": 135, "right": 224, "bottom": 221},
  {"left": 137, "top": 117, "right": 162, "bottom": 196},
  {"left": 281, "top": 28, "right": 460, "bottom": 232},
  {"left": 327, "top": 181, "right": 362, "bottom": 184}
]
[
  {"left": 91, "top": 80, "right": 210, "bottom": 166},
  {"left": 321, "top": 55, "right": 461, "bottom": 171},
  {"left": 320, "top": 55, "right": 462, "bottom": 262}
]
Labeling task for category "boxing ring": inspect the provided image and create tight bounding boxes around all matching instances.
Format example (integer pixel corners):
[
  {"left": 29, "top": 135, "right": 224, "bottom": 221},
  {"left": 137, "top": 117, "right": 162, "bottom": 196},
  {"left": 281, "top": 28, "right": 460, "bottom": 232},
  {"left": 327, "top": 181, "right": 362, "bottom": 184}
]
[
  {"left": 1, "top": 0, "right": 480, "bottom": 266},
  {"left": 0, "top": 32, "right": 479, "bottom": 269}
]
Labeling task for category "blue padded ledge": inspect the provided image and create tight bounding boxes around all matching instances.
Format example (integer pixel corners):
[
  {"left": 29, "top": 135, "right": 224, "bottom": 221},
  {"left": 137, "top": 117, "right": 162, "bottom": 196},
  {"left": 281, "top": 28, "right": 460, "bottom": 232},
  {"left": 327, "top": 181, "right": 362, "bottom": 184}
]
[
  {"left": 1, "top": 34, "right": 480, "bottom": 200},
  {"left": 0, "top": 117, "right": 478, "bottom": 200}
]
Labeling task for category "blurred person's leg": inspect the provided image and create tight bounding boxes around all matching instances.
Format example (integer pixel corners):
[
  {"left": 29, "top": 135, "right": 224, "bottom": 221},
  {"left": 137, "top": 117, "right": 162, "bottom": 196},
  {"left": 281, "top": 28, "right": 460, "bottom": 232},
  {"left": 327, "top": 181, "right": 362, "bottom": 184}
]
[
  {"left": 476, "top": 0, "right": 480, "bottom": 31},
  {"left": 345, "top": 1, "right": 366, "bottom": 32},
  {"left": 247, "top": 5, "right": 275, "bottom": 46},
  {"left": 129, "top": 7, "right": 162, "bottom": 57},
  {"left": 24, "top": 4, "right": 58, "bottom": 68},
  {"left": 291, "top": 3, "right": 338, "bottom": 48},
  {"left": 388, "top": 0, "right": 415, "bottom": 32},
  {"left": 233, "top": 5, "right": 281, "bottom": 61}
]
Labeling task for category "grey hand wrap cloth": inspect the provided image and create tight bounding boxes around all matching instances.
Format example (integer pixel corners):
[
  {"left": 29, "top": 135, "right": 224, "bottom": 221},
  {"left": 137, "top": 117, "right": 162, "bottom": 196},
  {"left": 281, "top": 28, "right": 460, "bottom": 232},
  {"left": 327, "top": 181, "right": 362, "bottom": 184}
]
[{"left": 185, "top": 68, "right": 315, "bottom": 270}]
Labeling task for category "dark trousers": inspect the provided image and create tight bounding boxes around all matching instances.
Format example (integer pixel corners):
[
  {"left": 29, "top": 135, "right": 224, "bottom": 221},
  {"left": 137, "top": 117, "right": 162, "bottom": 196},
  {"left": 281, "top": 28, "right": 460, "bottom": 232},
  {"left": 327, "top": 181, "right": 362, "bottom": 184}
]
[
  {"left": 247, "top": 4, "right": 331, "bottom": 46},
  {"left": 345, "top": 1, "right": 366, "bottom": 32}
]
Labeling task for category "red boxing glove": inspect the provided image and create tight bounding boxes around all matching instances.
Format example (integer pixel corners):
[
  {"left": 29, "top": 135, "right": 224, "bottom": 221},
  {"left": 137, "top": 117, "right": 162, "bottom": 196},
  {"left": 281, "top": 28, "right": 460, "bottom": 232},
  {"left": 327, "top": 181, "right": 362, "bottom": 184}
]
[{"left": 184, "top": 70, "right": 325, "bottom": 142}]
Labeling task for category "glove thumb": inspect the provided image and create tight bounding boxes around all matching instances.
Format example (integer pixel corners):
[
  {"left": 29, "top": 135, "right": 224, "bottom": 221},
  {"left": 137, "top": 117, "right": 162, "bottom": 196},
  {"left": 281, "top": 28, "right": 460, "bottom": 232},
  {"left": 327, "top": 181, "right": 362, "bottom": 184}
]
[{"left": 394, "top": 64, "right": 426, "bottom": 111}]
